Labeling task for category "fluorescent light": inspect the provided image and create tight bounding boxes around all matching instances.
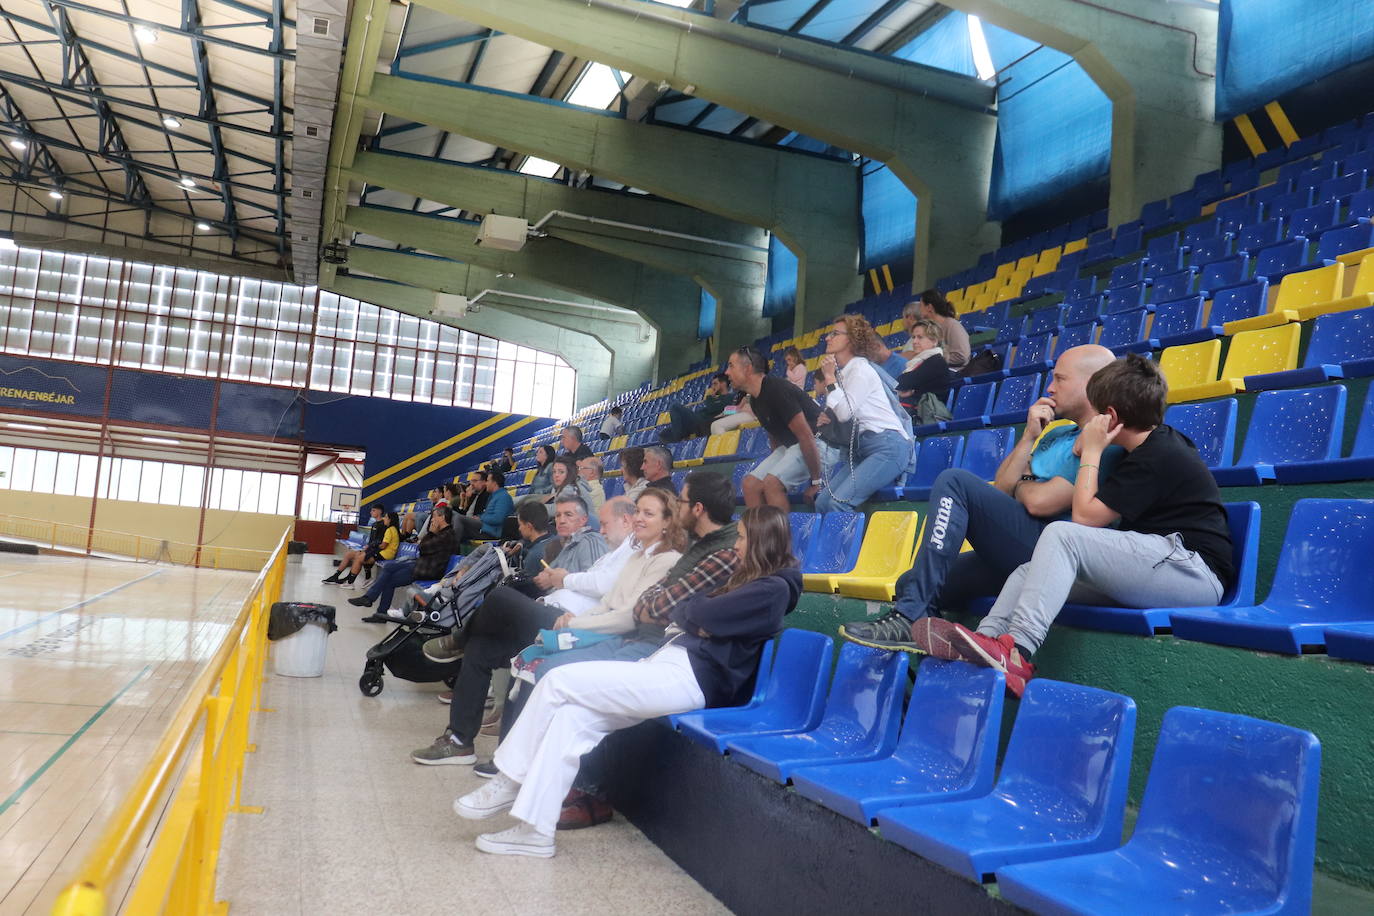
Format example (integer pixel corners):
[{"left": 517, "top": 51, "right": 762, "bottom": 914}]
[
  {"left": 7, "top": 139, "right": 25, "bottom": 151},
  {"left": 180, "top": 176, "right": 196, "bottom": 188},
  {"left": 967, "top": 15, "right": 996, "bottom": 81},
  {"left": 8, "top": 423, "right": 48, "bottom": 432},
  {"left": 517, "top": 157, "right": 562, "bottom": 178},
  {"left": 196, "top": 221, "right": 212, "bottom": 231},
  {"left": 162, "top": 116, "right": 181, "bottom": 129},
  {"left": 134, "top": 25, "right": 159, "bottom": 43},
  {"left": 47, "top": 190, "right": 63, "bottom": 200},
  {"left": 140, "top": 436, "right": 181, "bottom": 445}
]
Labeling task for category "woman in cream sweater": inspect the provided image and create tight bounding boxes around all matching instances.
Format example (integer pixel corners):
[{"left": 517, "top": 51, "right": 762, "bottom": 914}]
[{"left": 551, "top": 487, "right": 686, "bottom": 634}]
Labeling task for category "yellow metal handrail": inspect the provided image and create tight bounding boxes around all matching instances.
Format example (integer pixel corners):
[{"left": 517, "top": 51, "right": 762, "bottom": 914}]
[
  {"left": 0, "top": 513, "right": 272, "bottom": 571},
  {"left": 51, "top": 529, "right": 290, "bottom": 915}
]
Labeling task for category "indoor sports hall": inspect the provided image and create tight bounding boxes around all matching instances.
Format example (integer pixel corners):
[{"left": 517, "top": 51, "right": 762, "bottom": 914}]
[{"left": 2, "top": 0, "right": 1373, "bottom": 913}]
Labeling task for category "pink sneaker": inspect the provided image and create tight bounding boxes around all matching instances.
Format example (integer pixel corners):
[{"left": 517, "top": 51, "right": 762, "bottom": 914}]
[{"left": 952, "top": 628, "right": 1036, "bottom": 698}]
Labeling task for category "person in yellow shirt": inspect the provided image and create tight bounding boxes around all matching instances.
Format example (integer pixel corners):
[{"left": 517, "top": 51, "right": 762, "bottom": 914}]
[{"left": 331, "top": 510, "right": 401, "bottom": 587}]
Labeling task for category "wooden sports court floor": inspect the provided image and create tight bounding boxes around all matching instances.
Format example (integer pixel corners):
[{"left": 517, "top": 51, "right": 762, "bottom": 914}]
[{"left": 0, "top": 553, "right": 255, "bottom": 916}]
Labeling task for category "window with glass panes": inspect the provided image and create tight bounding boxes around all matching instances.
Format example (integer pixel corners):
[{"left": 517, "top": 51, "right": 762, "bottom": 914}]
[{"left": 0, "top": 246, "right": 575, "bottom": 417}]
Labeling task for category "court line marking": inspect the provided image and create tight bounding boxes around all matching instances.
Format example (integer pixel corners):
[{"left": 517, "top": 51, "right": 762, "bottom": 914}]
[
  {"left": 0, "top": 730, "right": 73, "bottom": 737},
  {"left": 0, "top": 665, "right": 151, "bottom": 816},
  {"left": 0, "top": 569, "right": 164, "bottom": 643}
]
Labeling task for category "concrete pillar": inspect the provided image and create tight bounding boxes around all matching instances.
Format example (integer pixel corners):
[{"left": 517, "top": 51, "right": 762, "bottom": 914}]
[
  {"left": 358, "top": 73, "right": 860, "bottom": 335},
  {"left": 944, "top": 0, "right": 1221, "bottom": 226},
  {"left": 416, "top": 0, "right": 1000, "bottom": 289}
]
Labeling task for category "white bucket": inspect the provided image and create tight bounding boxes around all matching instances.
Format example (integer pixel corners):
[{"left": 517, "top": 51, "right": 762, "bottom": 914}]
[{"left": 273, "top": 622, "right": 330, "bottom": 677}]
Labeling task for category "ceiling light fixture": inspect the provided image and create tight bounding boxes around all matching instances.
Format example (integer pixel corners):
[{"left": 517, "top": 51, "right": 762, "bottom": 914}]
[
  {"left": 196, "top": 221, "right": 211, "bottom": 231},
  {"left": 8, "top": 422, "right": 48, "bottom": 432},
  {"left": 47, "top": 190, "right": 63, "bottom": 200},
  {"left": 180, "top": 176, "right": 196, "bottom": 189},
  {"left": 140, "top": 436, "right": 181, "bottom": 445},
  {"left": 134, "top": 25, "right": 159, "bottom": 43},
  {"left": 8, "top": 139, "right": 26, "bottom": 151},
  {"left": 162, "top": 116, "right": 181, "bottom": 129}
]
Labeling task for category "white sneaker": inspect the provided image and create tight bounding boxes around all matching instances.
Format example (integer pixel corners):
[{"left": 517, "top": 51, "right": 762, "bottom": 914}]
[
  {"left": 454, "top": 772, "right": 520, "bottom": 819},
  {"left": 475, "top": 823, "right": 555, "bottom": 858}
]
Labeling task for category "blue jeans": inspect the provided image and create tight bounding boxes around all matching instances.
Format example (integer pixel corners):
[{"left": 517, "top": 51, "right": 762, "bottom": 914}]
[
  {"left": 816, "top": 428, "right": 911, "bottom": 513},
  {"left": 892, "top": 468, "right": 1049, "bottom": 621},
  {"left": 366, "top": 559, "right": 416, "bottom": 613}
]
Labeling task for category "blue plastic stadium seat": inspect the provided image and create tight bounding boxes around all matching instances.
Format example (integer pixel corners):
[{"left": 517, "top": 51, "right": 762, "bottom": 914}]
[
  {"left": 1150, "top": 295, "right": 1214, "bottom": 347},
  {"left": 940, "top": 381, "right": 997, "bottom": 432},
  {"left": 1165, "top": 398, "right": 1237, "bottom": 470},
  {"left": 1007, "top": 331, "right": 1053, "bottom": 376},
  {"left": 994, "top": 315, "right": 1026, "bottom": 344},
  {"left": 1269, "top": 187, "right": 1316, "bottom": 221},
  {"left": 999, "top": 707, "right": 1321, "bottom": 916},
  {"left": 1319, "top": 169, "right": 1368, "bottom": 204},
  {"left": 1171, "top": 498, "right": 1374, "bottom": 654},
  {"left": 1067, "top": 276, "right": 1097, "bottom": 299},
  {"left": 1350, "top": 188, "right": 1374, "bottom": 222},
  {"left": 1183, "top": 217, "right": 1221, "bottom": 245},
  {"left": 1060, "top": 295, "right": 1102, "bottom": 327},
  {"left": 960, "top": 427, "right": 1014, "bottom": 481},
  {"left": 1236, "top": 218, "right": 1284, "bottom": 254},
  {"left": 790, "top": 660, "right": 1005, "bottom": 825},
  {"left": 1209, "top": 279, "right": 1271, "bottom": 329},
  {"left": 602, "top": 477, "right": 624, "bottom": 498},
  {"left": 738, "top": 426, "right": 770, "bottom": 459},
  {"left": 1053, "top": 501, "right": 1260, "bottom": 637},
  {"left": 898, "top": 435, "right": 964, "bottom": 501},
  {"left": 1274, "top": 386, "right": 1374, "bottom": 484},
  {"left": 1324, "top": 621, "right": 1374, "bottom": 664},
  {"left": 1290, "top": 200, "right": 1342, "bottom": 238},
  {"left": 1112, "top": 224, "right": 1143, "bottom": 258},
  {"left": 1253, "top": 179, "right": 1293, "bottom": 210},
  {"left": 1107, "top": 259, "right": 1146, "bottom": 290},
  {"left": 1302, "top": 305, "right": 1374, "bottom": 380},
  {"left": 1024, "top": 304, "right": 1064, "bottom": 337},
  {"left": 1316, "top": 222, "right": 1374, "bottom": 264},
  {"left": 876, "top": 680, "right": 1136, "bottom": 881},
  {"left": 726, "top": 644, "right": 908, "bottom": 784},
  {"left": 987, "top": 374, "right": 1041, "bottom": 426},
  {"left": 1254, "top": 239, "right": 1312, "bottom": 281},
  {"left": 1199, "top": 254, "right": 1251, "bottom": 294},
  {"left": 1103, "top": 283, "right": 1148, "bottom": 315},
  {"left": 1140, "top": 199, "right": 1170, "bottom": 231},
  {"left": 788, "top": 512, "right": 820, "bottom": 561},
  {"left": 1210, "top": 385, "right": 1346, "bottom": 487},
  {"left": 1098, "top": 309, "right": 1155, "bottom": 355},
  {"left": 1149, "top": 268, "right": 1195, "bottom": 303},
  {"left": 1189, "top": 234, "right": 1233, "bottom": 269},
  {"left": 674, "top": 630, "right": 831, "bottom": 753},
  {"left": 800, "top": 512, "right": 866, "bottom": 577},
  {"left": 731, "top": 462, "right": 751, "bottom": 499},
  {"left": 1052, "top": 321, "right": 1096, "bottom": 359}
]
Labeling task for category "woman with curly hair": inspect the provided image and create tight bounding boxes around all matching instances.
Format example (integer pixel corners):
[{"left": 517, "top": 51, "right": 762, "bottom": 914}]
[{"left": 813, "top": 313, "right": 913, "bottom": 513}]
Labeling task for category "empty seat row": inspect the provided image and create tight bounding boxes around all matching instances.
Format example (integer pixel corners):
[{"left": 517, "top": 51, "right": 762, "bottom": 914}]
[{"left": 674, "top": 634, "right": 1320, "bottom": 915}]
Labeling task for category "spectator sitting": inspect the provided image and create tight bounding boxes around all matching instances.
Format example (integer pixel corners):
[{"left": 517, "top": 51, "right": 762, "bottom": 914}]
[
  {"left": 620, "top": 446, "right": 648, "bottom": 501},
  {"left": 709, "top": 387, "right": 755, "bottom": 436},
  {"left": 905, "top": 354, "right": 1233, "bottom": 696},
  {"left": 402, "top": 487, "right": 442, "bottom": 538},
  {"left": 841, "top": 345, "right": 1120, "bottom": 652},
  {"left": 578, "top": 456, "right": 606, "bottom": 515},
  {"left": 410, "top": 495, "right": 617, "bottom": 766},
  {"left": 454, "top": 473, "right": 490, "bottom": 541},
  {"left": 641, "top": 445, "right": 676, "bottom": 493},
  {"left": 493, "top": 448, "right": 516, "bottom": 475},
  {"left": 322, "top": 502, "right": 386, "bottom": 585},
  {"left": 727, "top": 346, "right": 832, "bottom": 511},
  {"left": 870, "top": 291, "right": 971, "bottom": 377},
  {"left": 895, "top": 317, "right": 953, "bottom": 419},
  {"left": 453, "top": 503, "right": 800, "bottom": 857},
  {"left": 351, "top": 505, "right": 457, "bottom": 619},
  {"left": 813, "top": 314, "right": 914, "bottom": 514},
  {"left": 784, "top": 346, "right": 808, "bottom": 390},
  {"left": 663, "top": 373, "right": 733, "bottom": 442},
  {"left": 598, "top": 407, "right": 624, "bottom": 440},
  {"left": 478, "top": 470, "right": 514, "bottom": 539},
  {"left": 559, "top": 425, "right": 593, "bottom": 461},
  {"left": 514, "top": 445, "right": 557, "bottom": 508}
]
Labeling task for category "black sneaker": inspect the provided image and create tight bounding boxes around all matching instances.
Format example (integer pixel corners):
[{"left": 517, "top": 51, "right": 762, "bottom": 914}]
[
  {"left": 473, "top": 760, "right": 498, "bottom": 779},
  {"left": 839, "top": 612, "right": 927, "bottom": 656},
  {"left": 321, "top": 574, "right": 340, "bottom": 584},
  {"left": 348, "top": 594, "right": 374, "bottom": 607}
]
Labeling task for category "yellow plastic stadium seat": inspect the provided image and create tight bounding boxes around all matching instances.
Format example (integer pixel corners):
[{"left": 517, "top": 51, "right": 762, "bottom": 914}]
[
  {"left": 829, "top": 511, "right": 922, "bottom": 600},
  {"left": 1015, "top": 254, "right": 1038, "bottom": 274},
  {"left": 947, "top": 287, "right": 965, "bottom": 305},
  {"left": 610, "top": 435, "right": 628, "bottom": 451},
  {"left": 657, "top": 411, "right": 671, "bottom": 425},
  {"left": 1168, "top": 324, "right": 1301, "bottom": 402},
  {"left": 995, "top": 282, "right": 1024, "bottom": 304},
  {"left": 803, "top": 329, "right": 823, "bottom": 348},
  {"left": 994, "top": 262, "right": 1016, "bottom": 282},
  {"left": 805, "top": 355, "right": 822, "bottom": 372},
  {"left": 704, "top": 429, "right": 740, "bottom": 460},
  {"left": 1160, "top": 339, "right": 1222, "bottom": 404},
  {"left": 1288, "top": 252, "right": 1374, "bottom": 321},
  {"left": 1063, "top": 237, "right": 1086, "bottom": 254},
  {"left": 523, "top": 468, "right": 537, "bottom": 485},
  {"left": 1033, "top": 247, "right": 1062, "bottom": 276}
]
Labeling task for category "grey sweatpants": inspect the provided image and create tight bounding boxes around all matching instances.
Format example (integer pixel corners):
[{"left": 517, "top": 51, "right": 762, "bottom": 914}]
[{"left": 977, "top": 521, "right": 1224, "bottom": 655}]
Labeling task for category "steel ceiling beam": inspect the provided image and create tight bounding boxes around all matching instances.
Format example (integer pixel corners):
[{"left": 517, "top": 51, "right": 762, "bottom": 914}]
[
  {"left": 42, "top": 0, "right": 295, "bottom": 61},
  {"left": 181, "top": 0, "right": 239, "bottom": 248},
  {"left": 0, "top": 83, "right": 69, "bottom": 189}
]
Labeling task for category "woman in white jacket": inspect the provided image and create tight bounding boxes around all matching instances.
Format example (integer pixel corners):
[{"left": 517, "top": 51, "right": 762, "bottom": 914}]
[{"left": 814, "top": 313, "right": 913, "bottom": 514}]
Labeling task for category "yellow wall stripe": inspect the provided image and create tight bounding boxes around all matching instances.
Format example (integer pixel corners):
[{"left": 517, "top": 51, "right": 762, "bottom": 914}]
[
  {"left": 362, "top": 416, "right": 539, "bottom": 504},
  {"left": 1264, "top": 101, "right": 1300, "bottom": 147},
  {"left": 880, "top": 264, "right": 895, "bottom": 293},
  {"left": 361, "top": 413, "right": 511, "bottom": 486},
  {"left": 1233, "top": 114, "right": 1266, "bottom": 157}
]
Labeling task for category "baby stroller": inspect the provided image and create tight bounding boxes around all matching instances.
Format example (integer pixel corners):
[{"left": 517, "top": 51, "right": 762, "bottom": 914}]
[{"left": 358, "top": 544, "right": 513, "bottom": 696}]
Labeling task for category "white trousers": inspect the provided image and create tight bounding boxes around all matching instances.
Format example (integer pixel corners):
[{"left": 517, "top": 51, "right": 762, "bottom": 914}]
[
  {"left": 710, "top": 412, "right": 754, "bottom": 436},
  {"left": 493, "top": 645, "right": 706, "bottom": 836}
]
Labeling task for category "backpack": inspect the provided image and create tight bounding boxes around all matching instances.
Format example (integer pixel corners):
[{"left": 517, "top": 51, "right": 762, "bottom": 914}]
[
  {"left": 958, "top": 346, "right": 1003, "bottom": 378},
  {"left": 408, "top": 544, "right": 513, "bottom": 630}
]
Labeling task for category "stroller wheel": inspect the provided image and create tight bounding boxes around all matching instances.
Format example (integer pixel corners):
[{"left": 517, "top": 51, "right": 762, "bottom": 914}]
[{"left": 359, "top": 671, "right": 383, "bottom": 696}]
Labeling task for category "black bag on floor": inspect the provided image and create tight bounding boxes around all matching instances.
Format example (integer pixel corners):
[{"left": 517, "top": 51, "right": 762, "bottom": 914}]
[{"left": 268, "top": 602, "right": 337, "bottom": 641}]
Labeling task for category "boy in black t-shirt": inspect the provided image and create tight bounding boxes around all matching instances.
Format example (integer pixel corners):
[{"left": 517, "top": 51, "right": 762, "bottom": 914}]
[{"left": 909, "top": 353, "right": 1233, "bottom": 695}]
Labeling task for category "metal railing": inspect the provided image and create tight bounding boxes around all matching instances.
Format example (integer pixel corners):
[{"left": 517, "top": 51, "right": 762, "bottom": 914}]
[
  {"left": 51, "top": 530, "right": 289, "bottom": 915},
  {"left": 0, "top": 514, "right": 272, "bottom": 571}
]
